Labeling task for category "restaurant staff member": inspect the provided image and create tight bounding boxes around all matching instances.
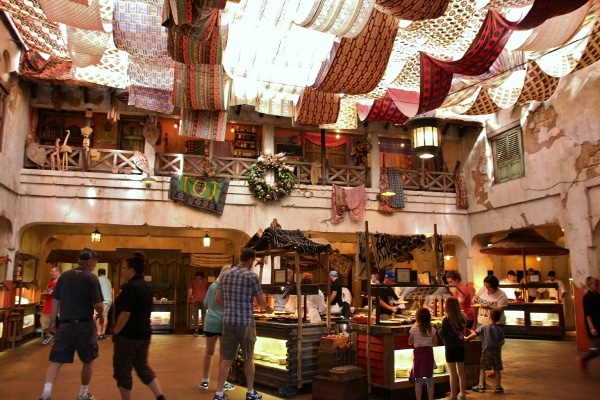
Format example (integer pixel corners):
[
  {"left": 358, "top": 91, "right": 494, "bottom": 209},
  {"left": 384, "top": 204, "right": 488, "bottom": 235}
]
[{"left": 379, "top": 270, "right": 402, "bottom": 319}]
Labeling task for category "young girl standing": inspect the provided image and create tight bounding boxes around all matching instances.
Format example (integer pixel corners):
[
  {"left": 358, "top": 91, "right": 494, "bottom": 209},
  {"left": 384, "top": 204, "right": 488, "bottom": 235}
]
[
  {"left": 440, "top": 297, "right": 467, "bottom": 400},
  {"left": 408, "top": 307, "right": 437, "bottom": 400}
]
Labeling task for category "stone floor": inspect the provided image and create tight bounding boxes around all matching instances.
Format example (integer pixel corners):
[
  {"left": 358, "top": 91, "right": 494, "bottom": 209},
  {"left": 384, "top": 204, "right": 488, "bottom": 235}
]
[{"left": 1, "top": 331, "right": 599, "bottom": 400}]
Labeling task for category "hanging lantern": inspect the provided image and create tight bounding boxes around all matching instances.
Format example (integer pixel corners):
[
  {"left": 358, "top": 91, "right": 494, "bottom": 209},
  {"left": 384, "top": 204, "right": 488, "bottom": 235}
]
[
  {"left": 407, "top": 117, "right": 444, "bottom": 159},
  {"left": 91, "top": 227, "right": 102, "bottom": 243},
  {"left": 203, "top": 231, "right": 211, "bottom": 247}
]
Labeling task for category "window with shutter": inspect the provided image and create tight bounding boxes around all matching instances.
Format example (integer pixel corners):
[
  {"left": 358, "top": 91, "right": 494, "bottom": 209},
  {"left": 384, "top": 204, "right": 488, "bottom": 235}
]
[{"left": 491, "top": 125, "right": 524, "bottom": 183}]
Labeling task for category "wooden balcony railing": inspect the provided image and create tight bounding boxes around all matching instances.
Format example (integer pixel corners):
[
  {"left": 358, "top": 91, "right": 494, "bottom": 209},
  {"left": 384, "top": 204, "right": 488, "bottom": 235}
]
[{"left": 24, "top": 146, "right": 455, "bottom": 192}]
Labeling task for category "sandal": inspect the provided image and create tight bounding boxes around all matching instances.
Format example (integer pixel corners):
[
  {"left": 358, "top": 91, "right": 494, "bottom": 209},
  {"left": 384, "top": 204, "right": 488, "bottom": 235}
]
[{"left": 472, "top": 384, "right": 485, "bottom": 392}]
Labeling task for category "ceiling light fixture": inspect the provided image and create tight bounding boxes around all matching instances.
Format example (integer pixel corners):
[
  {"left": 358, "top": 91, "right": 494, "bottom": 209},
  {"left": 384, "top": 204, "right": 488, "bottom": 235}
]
[
  {"left": 91, "top": 227, "right": 102, "bottom": 243},
  {"left": 407, "top": 117, "right": 445, "bottom": 159},
  {"left": 203, "top": 231, "right": 211, "bottom": 247}
]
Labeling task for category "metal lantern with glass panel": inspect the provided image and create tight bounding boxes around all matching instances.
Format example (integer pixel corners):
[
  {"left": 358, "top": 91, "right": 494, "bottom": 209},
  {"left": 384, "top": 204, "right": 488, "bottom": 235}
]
[{"left": 408, "top": 117, "right": 445, "bottom": 159}]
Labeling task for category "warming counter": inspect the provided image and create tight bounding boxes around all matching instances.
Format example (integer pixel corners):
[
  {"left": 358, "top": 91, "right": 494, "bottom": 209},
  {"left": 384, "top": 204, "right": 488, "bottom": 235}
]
[
  {"left": 251, "top": 320, "right": 328, "bottom": 396},
  {"left": 351, "top": 323, "right": 482, "bottom": 392},
  {"left": 504, "top": 302, "right": 565, "bottom": 340}
]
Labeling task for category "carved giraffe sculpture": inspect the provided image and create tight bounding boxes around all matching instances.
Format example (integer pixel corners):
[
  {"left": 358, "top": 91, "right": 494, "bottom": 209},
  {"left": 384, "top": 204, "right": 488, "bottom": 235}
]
[
  {"left": 59, "top": 130, "right": 73, "bottom": 171},
  {"left": 49, "top": 137, "right": 60, "bottom": 170}
]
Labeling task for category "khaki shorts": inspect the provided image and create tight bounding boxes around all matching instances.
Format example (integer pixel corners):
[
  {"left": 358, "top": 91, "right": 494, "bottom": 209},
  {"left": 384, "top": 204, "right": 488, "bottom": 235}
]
[
  {"left": 220, "top": 325, "right": 256, "bottom": 361},
  {"left": 40, "top": 313, "right": 53, "bottom": 330}
]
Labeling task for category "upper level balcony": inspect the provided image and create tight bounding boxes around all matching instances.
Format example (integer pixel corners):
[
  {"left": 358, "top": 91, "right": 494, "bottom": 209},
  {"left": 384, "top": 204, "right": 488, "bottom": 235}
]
[{"left": 23, "top": 145, "right": 457, "bottom": 192}]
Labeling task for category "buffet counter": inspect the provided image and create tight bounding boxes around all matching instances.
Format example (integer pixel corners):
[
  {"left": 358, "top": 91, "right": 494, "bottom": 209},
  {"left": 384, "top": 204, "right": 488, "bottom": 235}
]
[
  {"left": 351, "top": 322, "right": 482, "bottom": 391},
  {"left": 504, "top": 302, "right": 565, "bottom": 340},
  {"left": 252, "top": 320, "right": 328, "bottom": 396}
]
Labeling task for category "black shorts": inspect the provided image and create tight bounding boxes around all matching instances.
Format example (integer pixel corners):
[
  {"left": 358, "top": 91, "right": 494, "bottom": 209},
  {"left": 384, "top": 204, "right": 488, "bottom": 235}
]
[
  {"left": 50, "top": 320, "right": 98, "bottom": 364},
  {"left": 445, "top": 346, "right": 465, "bottom": 363},
  {"left": 204, "top": 331, "right": 221, "bottom": 338}
]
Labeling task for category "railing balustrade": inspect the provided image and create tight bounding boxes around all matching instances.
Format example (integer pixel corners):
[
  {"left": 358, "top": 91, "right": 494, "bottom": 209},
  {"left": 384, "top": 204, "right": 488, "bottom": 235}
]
[{"left": 24, "top": 145, "right": 455, "bottom": 192}]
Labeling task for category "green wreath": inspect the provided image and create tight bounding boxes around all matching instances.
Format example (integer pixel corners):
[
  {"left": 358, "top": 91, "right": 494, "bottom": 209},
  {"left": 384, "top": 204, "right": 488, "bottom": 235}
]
[{"left": 247, "top": 155, "right": 295, "bottom": 202}]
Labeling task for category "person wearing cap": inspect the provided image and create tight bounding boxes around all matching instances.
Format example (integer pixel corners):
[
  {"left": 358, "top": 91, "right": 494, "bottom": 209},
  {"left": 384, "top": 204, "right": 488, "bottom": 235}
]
[
  {"left": 539, "top": 271, "right": 567, "bottom": 303},
  {"left": 329, "top": 270, "right": 351, "bottom": 331},
  {"left": 499, "top": 270, "right": 518, "bottom": 301},
  {"left": 379, "top": 270, "right": 402, "bottom": 319},
  {"left": 39, "top": 247, "right": 105, "bottom": 400}
]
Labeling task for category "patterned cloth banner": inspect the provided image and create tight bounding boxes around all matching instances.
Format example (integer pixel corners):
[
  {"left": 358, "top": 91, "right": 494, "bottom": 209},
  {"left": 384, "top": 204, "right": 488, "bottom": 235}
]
[
  {"left": 74, "top": 48, "right": 130, "bottom": 89},
  {"left": 165, "top": 9, "right": 222, "bottom": 65},
  {"left": 168, "top": 174, "right": 229, "bottom": 215},
  {"left": 65, "top": 26, "right": 111, "bottom": 68},
  {"left": 128, "top": 59, "right": 174, "bottom": 90},
  {"left": 128, "top": 85, "right": 174, "bottom": 114},
  {"left": 293, "top": 88, "right": 340, "bottom": 126},
  {"left": 312, "top": 9, "right": 398, "bottom": 95},
  {"left": 173, "top": 63, "right": 228, "bottom": 110},
  {"left": 189, "top": 253, "right": 234, "bottom": 268},
  {"left": 0, "top": 0, "right": 68, "bottom": 58},
  {"left": 374, "top": 0, "right": 449, "bottom": 21},
  {"left": 251, "top": 228, "right": 331, "bottom": 254},
  {"left": 39, "top": 0, "right": 106, "bottom": 31},
  {"left": 20, "top": 51, "right": 74, "bottom": 81},
  {"left": 319, "top": 97, "right": 358, "bottom": 130},
  {"left": 387, "top": 168, "right": 406, "bottom": 209},
  {"left": 114, "top": 0, "right": 170, "bottom": 62},
  {"left": 179, "top": 109, "right": 227, "bottom": 141},
  {"left": 362, "top": 92, "right": 408, "bottom": 124},
  {"left": 164, "top": 0, "right": 227, "bottom": 26},
  {"left": 355, "top": 232, "right": 368, "bottom": 280}
]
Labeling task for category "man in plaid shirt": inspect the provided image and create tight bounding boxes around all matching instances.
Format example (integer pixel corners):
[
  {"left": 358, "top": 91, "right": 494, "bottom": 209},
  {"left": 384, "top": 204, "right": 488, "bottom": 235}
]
[{"left": 212, "top": 248, "right": 273, "bottom": 400}]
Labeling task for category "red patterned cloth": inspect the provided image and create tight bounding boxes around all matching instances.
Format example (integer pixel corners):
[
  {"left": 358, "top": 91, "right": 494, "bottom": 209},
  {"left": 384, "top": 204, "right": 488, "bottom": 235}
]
[
  {"left": 375, "top": 0, "right": 449, "bottom": 21},
  {"left": 362, "top": 93, "right": 409, "bottom": 124},
  {"left": 164, "top": 9, "right": 221, "bottom": 65},
  {"left": 20, "top": 51, "right": 74, "bottom": 81},
  {"left": 312, "top": 9, "right": 398, "bottom": 95},
  {"left": 294, "top": 88, "right": 340, "bottom": 126}
]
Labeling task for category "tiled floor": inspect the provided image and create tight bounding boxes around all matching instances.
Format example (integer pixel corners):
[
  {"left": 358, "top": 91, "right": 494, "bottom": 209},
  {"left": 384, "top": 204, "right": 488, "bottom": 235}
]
[{"left": 1, "top": 331, "right": 599, "bottom": 399}]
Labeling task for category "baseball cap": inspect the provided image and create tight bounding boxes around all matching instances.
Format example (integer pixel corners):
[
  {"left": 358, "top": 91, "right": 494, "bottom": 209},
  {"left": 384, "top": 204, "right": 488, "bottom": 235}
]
[
  {"left": 385, "top": 270, "right": 395, "bottom": 280},
  {"left": 329, "top": 270, "right": 338, "bottom": 277},
  {"left": 79, "top": 247, "right": 101, "bottom": 260}
]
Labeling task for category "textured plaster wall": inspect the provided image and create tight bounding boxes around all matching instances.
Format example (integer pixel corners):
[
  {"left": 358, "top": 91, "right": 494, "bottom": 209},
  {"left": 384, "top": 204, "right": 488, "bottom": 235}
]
[{"left": 464, "top": 62, "right": 600, "bottom": 289}]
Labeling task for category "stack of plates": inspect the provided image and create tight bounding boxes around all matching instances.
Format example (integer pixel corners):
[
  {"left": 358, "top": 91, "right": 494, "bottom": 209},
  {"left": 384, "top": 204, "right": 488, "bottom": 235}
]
[
  {"left": 547, "top": 320, "right": 559, "bottom": 326},
  {"left": 515, "top": 317, "right": 525, "bottom": 325},
  {"left": 531, "top": 320, "right": 544, "bottom": 326}
]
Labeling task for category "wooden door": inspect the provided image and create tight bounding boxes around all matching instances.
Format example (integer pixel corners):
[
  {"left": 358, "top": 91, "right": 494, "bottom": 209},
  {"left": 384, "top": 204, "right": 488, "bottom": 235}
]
[{"left": 304, "top": 141, "right": 347, "bottom": 165}]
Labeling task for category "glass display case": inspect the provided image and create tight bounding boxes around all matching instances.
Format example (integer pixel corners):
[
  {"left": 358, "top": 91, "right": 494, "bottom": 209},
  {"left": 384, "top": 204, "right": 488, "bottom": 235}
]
[
  {"left": 253, "top": 336, "right": 288, "bottom": 369},
  {"left": 504, "top": 303, "right": 565, "bottom": 339},
  {"left": 149, "top": 283, "right": 175, "bottom": 333}
]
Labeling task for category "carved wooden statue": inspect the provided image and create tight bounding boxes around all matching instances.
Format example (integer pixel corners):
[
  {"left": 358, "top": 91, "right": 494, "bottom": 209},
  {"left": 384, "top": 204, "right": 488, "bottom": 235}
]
[{"left": 59, "top": 130, "right": 73, "bottom": 171}]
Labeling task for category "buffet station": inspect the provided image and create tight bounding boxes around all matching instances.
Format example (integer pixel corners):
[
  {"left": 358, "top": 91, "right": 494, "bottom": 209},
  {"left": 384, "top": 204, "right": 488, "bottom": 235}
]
[
  {"left": 351, "top": 284, "right": 482, "bottom": 394},
  {"left": 149, "top": 283, "right": 175, "bottom": 334},
  {"left": 499, "top": 282, "right": 566, "bottom": 340}
]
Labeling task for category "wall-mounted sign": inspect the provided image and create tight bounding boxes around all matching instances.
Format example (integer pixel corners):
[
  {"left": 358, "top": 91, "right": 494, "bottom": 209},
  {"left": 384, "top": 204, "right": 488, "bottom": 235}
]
[{"left": 95, "top": 131, "right": 118, "bottom": 144}]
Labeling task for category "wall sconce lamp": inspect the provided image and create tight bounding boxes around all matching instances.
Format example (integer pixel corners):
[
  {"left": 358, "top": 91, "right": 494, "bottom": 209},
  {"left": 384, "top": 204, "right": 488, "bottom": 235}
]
[
  {"left": 407, "top": 117, "right": 445, "bottom": 159},
  {"left": 444, "top": 243, "right": 456, "bottom": 260},
  {"left": 91, "top": 227, "right": 102, "bottom": 243},
  {"left": 536, "top": 256, "right": 541, "bottom": 262},
  {"left": 376, "top": 187, "right": 396, "bottom": 200},
  {"left": 203, "top": 231, "right": 211, "bottom": 247},
  {"left": 141, "top": 174, "right": 156, "bottom": 188}
]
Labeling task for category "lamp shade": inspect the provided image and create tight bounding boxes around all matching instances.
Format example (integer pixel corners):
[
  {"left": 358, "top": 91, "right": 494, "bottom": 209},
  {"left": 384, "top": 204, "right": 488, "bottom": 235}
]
[
  {"left": 91, "top": 227, "right": 102, "bottom": 243},
  {"left": 203, "top": 232, "right": 210, "bottom": 247},
  {"left": 444, "top": 243, "right": 455, "bottom": 260},
  {"left": 407, "top": 117, "right": 444, "bottom": 159}
]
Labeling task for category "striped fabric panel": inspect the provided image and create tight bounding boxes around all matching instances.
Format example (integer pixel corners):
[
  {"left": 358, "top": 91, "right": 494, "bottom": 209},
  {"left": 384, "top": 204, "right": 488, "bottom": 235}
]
[
  {"left": 179, "top": 109, "right": 227, "bottom": 141},
  {"left": 165, "top": 10, "right": 222, "bottom": 65},
  {"left": 172, "top": 64, "right": 227, "bottom": 110}
]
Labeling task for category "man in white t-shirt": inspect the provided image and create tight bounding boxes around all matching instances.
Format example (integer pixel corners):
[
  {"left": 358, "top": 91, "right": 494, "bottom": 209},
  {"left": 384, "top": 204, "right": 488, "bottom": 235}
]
[
  {"left": 539, "top": 271, "right": 566, "bottom": 303},
  {"left": 499, "top": 270, "right": 518, "bottom": 301}
]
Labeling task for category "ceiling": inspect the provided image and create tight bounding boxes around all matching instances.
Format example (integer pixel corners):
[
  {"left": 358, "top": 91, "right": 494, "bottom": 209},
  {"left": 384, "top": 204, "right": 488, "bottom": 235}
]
[{"left": 2, "top": 0, "right": 600, "bottom": 130}]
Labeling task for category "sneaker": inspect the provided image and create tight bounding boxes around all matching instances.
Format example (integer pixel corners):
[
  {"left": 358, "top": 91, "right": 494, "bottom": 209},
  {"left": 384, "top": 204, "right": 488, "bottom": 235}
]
[
  {"left": 577, "top": 355, "right": 589, "bottom": 374},
  {"left": 494, "top": 385, "right": 504, "bottom": 394},
  {"left": 77, "top": 394, "right": 95, "bottom": 400},
  {"left": 223, "top": 381, "right": 235, "bottom": 391},
  {"left": 213, "top": 395, "right": 229, "bottom": 400},
  {"left": 39, "top": 396, "right": 51, "bottom": 400},
  {"left": 199, "top": 381, "right": 209, "bottom": 390},
  {"left": 42, "top": 335, "right": 53, "bottom": 345},
  {"left": 246, "top": 390, "right": 263, "bottom": 400},
  {"left": 472, "top": 384, "right": 485, "bottom": 392}
]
